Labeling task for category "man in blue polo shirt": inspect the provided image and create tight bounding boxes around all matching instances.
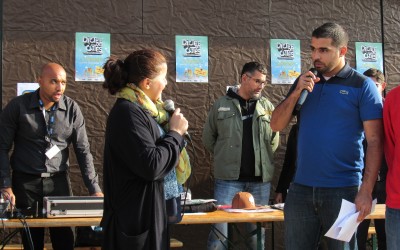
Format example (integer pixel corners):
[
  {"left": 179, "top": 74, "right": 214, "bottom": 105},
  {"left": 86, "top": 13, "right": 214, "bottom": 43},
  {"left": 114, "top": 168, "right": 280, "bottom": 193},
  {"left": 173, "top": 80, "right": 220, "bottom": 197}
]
[{"left": 271, "top": 23, "right": 383, "bottom": 250}]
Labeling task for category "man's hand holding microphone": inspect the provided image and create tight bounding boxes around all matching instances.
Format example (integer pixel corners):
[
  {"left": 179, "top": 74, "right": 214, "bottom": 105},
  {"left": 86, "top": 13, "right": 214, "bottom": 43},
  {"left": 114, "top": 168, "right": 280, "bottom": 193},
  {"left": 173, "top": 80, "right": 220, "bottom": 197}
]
[{"left": 292, "top": 68, "right": 321, "bottom": 115}]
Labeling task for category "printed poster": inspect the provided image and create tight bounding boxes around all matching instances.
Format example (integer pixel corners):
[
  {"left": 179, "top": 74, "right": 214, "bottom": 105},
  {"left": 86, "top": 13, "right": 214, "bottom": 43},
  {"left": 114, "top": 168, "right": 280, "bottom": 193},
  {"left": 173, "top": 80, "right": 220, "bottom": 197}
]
[
  {"left": 17, "top": 83, "right": 39, "bottom": 96},
  {"left": 270, "top": 39, "right": 301, "bottom": 84},
  {"left": 176, "top": 35, "right": 208, "bottom": 83},
  {"left": 355, "top": 42, "right": 383, "bottom": 74},
  {"left": 75, "top": 32, "right": 111, "bottom": 82}
]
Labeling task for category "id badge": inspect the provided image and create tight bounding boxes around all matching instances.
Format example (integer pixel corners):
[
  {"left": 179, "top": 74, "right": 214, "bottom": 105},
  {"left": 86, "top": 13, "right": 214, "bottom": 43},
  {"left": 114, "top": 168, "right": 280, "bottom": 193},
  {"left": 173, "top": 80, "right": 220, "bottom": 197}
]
[{"left": 45, "top": 145, "right": 60, "bottom": 159}]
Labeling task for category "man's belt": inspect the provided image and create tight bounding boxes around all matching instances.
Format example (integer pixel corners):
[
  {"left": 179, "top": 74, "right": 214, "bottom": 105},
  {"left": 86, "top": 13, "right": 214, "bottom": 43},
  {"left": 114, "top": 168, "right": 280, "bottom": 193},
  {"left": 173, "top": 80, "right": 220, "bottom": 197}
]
[
  {"left": 14, "top": 171, "right": 66, "bottom": 178},
  {"left": 40, "top": 173, "right": 58, "bottom": 178}
]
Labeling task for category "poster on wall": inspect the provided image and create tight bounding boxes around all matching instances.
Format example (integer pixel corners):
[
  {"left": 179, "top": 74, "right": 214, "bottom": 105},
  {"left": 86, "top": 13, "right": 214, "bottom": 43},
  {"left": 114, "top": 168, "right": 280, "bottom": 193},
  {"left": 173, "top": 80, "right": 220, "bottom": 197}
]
[
  {"left": 17, "top": 83, "right": 39, "bottom": 96},
  {"left": 355, "top": 42, "right": 383, "bottom": 74},
  {"left": 75, "top": 32, "right": 110, "bottom": 82},
  {"left": 175, "top": 35, "right": 208, "bottom": 83},
  {"left": 270, "top": 39, "right": 301, "bottom": 84}
]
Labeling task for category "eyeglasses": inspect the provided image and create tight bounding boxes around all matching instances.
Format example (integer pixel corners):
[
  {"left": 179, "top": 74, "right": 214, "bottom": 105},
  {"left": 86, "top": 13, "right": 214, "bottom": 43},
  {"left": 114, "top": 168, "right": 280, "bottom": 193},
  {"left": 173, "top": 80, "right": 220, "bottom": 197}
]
[{"left": 246, "top": 74, "right": 266, "bottom": 86}]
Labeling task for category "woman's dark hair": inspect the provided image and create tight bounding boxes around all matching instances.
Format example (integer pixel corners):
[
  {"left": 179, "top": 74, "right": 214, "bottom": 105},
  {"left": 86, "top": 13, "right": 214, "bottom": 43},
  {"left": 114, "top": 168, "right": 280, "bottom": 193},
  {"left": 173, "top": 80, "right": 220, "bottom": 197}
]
[{"left": 103, "top": 49, "right": 166, "bottom": 95}]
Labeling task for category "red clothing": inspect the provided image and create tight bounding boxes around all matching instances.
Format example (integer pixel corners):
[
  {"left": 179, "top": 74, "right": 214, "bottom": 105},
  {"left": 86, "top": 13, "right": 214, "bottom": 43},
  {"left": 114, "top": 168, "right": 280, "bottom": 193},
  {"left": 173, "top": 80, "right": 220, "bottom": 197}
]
[{"left": 384, "top": 86, "right": 400, "bottom": 209}]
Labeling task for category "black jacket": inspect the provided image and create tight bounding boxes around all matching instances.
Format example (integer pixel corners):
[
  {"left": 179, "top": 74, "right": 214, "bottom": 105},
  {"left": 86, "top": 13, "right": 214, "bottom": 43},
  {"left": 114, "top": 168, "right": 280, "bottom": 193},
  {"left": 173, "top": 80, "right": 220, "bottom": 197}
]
[
  {"left": 275, "top": 123, "right": 298, "bottom": 200},
  {"left": 101, "top": 99, "right": 184, "bottom": 250}
]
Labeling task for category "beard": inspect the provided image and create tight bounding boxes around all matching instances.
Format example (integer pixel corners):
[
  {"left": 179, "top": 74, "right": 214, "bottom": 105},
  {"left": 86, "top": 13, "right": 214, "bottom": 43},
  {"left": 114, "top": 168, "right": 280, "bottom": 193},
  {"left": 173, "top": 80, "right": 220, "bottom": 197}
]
[
  {"left": 314, "top": 59, "right": 339, "bottom": 75},
  {"left": 250, "top": 91, "right": 262, "bottom": 100}
]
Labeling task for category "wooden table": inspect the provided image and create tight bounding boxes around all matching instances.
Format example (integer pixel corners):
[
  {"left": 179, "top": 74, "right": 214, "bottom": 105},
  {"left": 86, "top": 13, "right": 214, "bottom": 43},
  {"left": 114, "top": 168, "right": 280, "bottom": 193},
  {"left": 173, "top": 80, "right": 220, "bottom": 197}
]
[
  {"left": 0, "top": 210, "right": 282, "bottom": 228},
  {"left": 0, "top": 204, "right": 386, "bottom": 250},
  {"left": 0, "top": 204, "right": 385, "bottom": 228},
  {"left": 180, "top": 209, "right": 285, "bottom": 224},
  {"left": 368, "top": 203, "right": 386, "bottom": 219}
]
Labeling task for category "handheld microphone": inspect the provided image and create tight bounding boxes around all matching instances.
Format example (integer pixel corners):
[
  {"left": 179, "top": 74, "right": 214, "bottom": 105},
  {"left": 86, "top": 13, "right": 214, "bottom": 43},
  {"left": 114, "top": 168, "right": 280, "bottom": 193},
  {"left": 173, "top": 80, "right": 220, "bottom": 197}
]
[
  {"left": 292, "top": 68, "right": 318, "bottom": 115},
  {"left": 163, "top": 99, "right": 192, "bottom": 142}
]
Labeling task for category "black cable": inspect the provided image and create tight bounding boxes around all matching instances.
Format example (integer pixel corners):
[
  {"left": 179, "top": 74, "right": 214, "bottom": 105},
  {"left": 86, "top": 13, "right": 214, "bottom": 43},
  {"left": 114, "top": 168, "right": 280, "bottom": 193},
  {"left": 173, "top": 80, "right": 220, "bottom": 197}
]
[
  {"left": 0, "top": 190, "right": 34, "bottom": 250},
  {"left": 0, "top": 190, "right": 17, "bottom": 250},
  {"left": 0, "top": 219, "right": 5, "bottom": 248},
  {"left": 180, "top": 136, "right": 197, "bottom": 219},
  {"left": 0, "top": 203, "right": 9, "bottom": 218},
  {"left": 210, "top": 224, "right": 237, "bottom": 249},
  {"left": 19, "top": 217, "right": 34, "bottom": 250},
  {"left": 0, "top": 229, "right": 20, "bottom": 250},
  {"left": 0, "top": 212, "right": 8, "bottom": 249}
]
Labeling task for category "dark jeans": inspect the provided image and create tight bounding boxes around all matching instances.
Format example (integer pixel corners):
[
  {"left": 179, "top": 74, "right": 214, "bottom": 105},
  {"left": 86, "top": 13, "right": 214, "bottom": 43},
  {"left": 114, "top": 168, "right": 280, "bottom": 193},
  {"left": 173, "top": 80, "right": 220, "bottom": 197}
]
[
  {"left": 284, "top": 183, "right": 358, "bottom": 250},
  {"left": 356, "top": 181, "right": 386, "bottom": 250},
  {"left": 12, "top": 171, "right": 74, "bottom": 250},
  {"left": 207, "top": 179, "right": 271, "bottom": 250},
  {"left": 386, "top": 207, "right": 400, "bottom": 250}
]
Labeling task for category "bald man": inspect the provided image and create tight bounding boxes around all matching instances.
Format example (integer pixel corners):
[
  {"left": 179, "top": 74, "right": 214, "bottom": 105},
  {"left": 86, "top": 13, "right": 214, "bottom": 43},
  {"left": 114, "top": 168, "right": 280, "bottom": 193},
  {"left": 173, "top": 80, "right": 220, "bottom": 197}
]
[{"left": 0, "top": 63, "right": 103, "bottom": 250}]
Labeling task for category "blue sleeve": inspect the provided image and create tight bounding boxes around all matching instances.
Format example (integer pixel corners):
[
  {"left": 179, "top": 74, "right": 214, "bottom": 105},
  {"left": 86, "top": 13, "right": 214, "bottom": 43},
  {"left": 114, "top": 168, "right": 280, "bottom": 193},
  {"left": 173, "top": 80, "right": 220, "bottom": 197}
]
[{"left": 359, "top": 77, "right": 383, "bottom": 121}]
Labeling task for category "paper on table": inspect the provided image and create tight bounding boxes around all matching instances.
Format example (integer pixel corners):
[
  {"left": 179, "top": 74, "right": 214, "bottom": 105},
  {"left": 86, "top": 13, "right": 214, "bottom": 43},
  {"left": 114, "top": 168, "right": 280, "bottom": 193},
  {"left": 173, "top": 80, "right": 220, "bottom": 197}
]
[
  {"left": 325, "top": 198, "right": 377, "bottom": 242},
  {"left": 223, "top": 207, "right": 274, "bottom": 213},
  {"left": 182, "top": 199, "right": 216, "bottom": 205},
  {"left": 270, "top": 203, "right": 284, "bottom": 210},
  {"left": 182, "top": 212, "right": 207, "bottom": 215}
]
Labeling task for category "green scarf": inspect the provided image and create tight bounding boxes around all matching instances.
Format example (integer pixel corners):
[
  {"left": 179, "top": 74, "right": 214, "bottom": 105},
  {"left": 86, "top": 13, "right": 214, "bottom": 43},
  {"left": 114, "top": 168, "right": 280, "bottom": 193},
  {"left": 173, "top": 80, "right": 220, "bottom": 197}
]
[{"left": 116, "top": 83, "right": 191, "bottom": 184}]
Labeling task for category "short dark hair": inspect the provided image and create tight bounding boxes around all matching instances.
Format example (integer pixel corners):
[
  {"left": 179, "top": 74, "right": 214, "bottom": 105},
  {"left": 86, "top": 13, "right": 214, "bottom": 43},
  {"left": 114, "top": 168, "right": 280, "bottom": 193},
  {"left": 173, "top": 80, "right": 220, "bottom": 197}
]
[
  {"left": 312, "top": 22, "right": 349, "bottom": 48},
  {"left": 240, "top": 62, "right": 267, "bottom": 76},
  {"left": 363, "top": 68, "right": 385, "bottom": 83}
]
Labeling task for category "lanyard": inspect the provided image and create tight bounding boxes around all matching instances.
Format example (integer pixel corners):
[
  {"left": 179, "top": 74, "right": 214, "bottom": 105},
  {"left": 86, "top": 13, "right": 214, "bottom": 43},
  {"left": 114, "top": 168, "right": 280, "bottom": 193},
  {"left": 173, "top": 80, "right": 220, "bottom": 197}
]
[{"left": 39, "top": 99, "right": 58, "bottom": 147}]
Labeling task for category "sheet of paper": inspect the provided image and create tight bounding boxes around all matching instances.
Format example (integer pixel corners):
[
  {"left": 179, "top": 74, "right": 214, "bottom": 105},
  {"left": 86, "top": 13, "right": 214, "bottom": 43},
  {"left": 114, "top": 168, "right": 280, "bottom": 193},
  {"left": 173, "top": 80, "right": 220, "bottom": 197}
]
[
  {"left": 183, "top": 199, "right": 216, "bottom": 205},
  {"left": 270, "top": 203, "right": 284, "bottom": 210},
  {"left": 325, "top": 198, "right": 377, "bottom": 242},
  {"left": 182, "top": 212, "right": 207, "bottom": 215},
  {"left": 223, "top": 207, "right": 274, "bottom": 213}
]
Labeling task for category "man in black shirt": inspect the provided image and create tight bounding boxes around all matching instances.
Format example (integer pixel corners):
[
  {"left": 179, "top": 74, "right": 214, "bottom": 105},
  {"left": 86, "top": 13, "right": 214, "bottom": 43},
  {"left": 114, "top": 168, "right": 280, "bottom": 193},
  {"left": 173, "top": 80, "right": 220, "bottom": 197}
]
[
  {"left": 356, "top": 68, "right": 387, "bottom": 250},
  {"left": 274, "top": 123, "right": 298, "bottom": 204},
  {"left": 0, "top": 63, "right": 103, "bottom": 250}
]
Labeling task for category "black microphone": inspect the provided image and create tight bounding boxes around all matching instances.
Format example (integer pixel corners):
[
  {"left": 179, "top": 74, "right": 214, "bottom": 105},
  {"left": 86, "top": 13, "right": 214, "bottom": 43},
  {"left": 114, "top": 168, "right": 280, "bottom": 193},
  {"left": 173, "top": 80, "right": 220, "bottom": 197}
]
[
  {"left": 292, "top": 68, "right": 318, "bottom": 115},
  {"left": 163, "top": 100, "right": 192, "bottom": 142}
]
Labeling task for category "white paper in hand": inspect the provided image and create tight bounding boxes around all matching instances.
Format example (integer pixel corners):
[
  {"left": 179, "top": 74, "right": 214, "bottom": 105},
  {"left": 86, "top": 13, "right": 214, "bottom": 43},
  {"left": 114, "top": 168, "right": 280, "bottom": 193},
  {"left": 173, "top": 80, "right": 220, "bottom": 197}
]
[{"left": 325, "top": 199, "right": 377, "bottom": 242}]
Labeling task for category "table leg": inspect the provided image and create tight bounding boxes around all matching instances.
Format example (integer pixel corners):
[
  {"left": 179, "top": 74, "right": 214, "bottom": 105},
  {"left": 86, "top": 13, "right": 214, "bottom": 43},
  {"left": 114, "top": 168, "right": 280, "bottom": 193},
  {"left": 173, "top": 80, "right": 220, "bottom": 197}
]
[
  {"left": 271, "top": 222, "right": 275, "bottom": 250},
  {"left": 257, "top": 222, "right": 261, "bottom": 250},
  {"left": 228, "top": 223, "right": 233, "bottom": 250},
  {"left": 227, "top": 222, "right": 263, "bottom": 250}
]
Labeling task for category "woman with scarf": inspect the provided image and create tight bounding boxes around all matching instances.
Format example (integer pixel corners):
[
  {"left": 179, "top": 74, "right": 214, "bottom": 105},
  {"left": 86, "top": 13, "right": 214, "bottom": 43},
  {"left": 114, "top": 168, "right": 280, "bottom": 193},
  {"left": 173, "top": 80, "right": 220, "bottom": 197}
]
[{"left": 101, "top": 49, "right": 190, "bottom": 250}]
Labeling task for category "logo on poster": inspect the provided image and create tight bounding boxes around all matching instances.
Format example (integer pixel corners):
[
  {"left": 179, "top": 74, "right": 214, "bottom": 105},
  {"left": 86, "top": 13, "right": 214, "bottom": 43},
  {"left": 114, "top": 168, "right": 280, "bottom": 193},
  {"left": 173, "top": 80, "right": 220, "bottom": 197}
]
[
  {"left": 361, "top": 45, "right": 377, "bottom": 62},
  {"left": 277, "top": 43, "right": 294, "bottom": 60},
  {"left": 83, "top": 37, "right": 103, "bottom": 55},
  {"left": 182, "top": 39, "right": 201, "bottom": 57}
]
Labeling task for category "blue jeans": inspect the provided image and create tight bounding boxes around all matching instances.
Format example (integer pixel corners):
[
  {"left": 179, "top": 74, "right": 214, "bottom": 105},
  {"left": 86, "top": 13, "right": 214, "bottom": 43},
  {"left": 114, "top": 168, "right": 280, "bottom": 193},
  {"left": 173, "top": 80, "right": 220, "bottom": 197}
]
[
  {"left": 386, "top": 207, "right": 400, "bottom": 250},
  {"left": 207, "top": 179, "right": 270, "bottom": 250},
  {"left": 284, "top": 183, "right": 358, "bottom": 250}
]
